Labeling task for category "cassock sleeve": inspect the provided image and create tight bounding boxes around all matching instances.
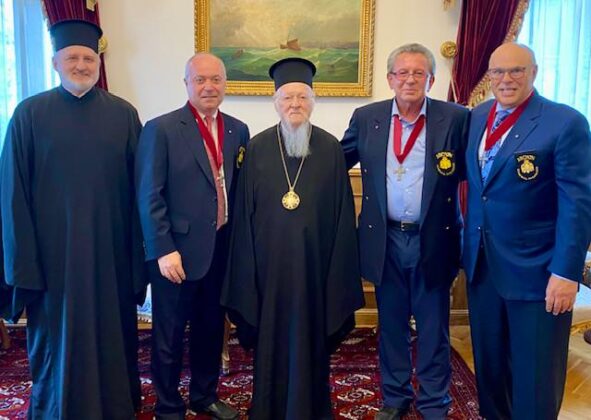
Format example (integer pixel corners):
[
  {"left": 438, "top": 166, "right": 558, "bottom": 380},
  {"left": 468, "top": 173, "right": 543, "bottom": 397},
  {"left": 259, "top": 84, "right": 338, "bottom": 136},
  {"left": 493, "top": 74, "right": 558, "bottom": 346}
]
[
  {"left": 325, "top": 144, "right": 365, "bottom": 352},
  {"left": 221, "top": 142, "right": 260, "bottom": 349},
  {"left": 0, "top": 106, "right": 45, "bottom": 320},
  {"left": 127, "top": 109, "right": 148, "bottom": 303}
]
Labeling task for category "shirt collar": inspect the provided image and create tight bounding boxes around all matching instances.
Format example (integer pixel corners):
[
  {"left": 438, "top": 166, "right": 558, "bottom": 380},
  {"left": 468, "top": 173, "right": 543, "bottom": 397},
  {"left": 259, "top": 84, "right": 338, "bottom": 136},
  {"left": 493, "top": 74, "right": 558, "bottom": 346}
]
[
  {"left": 197, "top": 109, "right": 219, "bottom": 121},
  {"left": 391, "top": 97, "right": 427, "bottom": 124}
]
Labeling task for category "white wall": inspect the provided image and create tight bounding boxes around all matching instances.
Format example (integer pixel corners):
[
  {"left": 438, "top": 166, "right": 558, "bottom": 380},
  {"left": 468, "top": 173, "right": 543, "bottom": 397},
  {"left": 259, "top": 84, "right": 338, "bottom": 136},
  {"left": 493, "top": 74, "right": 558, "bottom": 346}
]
[{"left": 100, "top": 0, "right": 461, "bottom": 138}]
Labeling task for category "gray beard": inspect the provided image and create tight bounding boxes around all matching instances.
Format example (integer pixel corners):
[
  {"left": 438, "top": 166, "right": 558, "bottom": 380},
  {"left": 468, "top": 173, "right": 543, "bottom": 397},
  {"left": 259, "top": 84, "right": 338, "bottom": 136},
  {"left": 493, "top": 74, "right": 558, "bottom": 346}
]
[{"left": 280, "top": 122, "right": 311, "bottom": 158}]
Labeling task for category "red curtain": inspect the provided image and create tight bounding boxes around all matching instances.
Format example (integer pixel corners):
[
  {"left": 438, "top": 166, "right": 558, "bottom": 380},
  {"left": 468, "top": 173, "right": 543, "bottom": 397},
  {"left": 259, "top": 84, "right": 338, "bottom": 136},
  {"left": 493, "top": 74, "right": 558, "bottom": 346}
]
[
  {"left": 448, "top": 0, "right": 529, "bottom": 107},
  {"left": 43, "top": 1, "right": 108, "bottom": 90},
  {"left": 448, "top": 0, "right": 530, "bottom": 214}
]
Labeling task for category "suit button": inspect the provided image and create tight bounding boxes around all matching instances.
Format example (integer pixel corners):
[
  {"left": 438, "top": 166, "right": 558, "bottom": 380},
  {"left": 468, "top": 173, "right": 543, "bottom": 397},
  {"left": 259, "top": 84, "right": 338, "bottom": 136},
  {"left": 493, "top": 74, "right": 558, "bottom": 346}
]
[
  {"left": 482, "top": 196, "right": 488, "bottom": 201},
  {"left": 365, "top": 195, "right": 369, "bottom": 201},
  {"left": 445, "top": 226, "right": 450, "bottom": 230},
  {"left": 363, "top": 168, "right": 368, "bottom": 173},
  {"left": 447, "top": 197, "right": 452, "bottom": 203},
  {"left": 211, "top": 220, "right": 216, "bottom": 226},
  {"left": 477, "top": 226, "right": 482, "bottom": 231},
  {"left": 368, "top": 224, "right": 373, "bottom": 229}
]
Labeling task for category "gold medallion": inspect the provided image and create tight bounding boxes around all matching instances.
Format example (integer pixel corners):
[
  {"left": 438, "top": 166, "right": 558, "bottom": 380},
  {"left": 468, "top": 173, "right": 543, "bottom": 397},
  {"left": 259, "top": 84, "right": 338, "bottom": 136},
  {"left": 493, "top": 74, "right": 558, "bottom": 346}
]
[
  {"left": 282, "top": 190, "right": 300, "bottom": 210},
  {"left": 276, "top": 124, "right": 310, "bottom": 212}
]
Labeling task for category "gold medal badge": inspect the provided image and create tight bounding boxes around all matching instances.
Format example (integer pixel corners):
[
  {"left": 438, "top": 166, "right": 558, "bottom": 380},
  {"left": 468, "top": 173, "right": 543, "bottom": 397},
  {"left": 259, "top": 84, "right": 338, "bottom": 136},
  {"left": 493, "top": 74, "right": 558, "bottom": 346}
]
[
  {"left": 236, "top": 146, "right": 246, "bottom": 168},
  {"left": 515, "top": 153, "right": 539, "bottom": 180},
  {"left": 435, "top": 151, "right": 455, "bottom": 176}
]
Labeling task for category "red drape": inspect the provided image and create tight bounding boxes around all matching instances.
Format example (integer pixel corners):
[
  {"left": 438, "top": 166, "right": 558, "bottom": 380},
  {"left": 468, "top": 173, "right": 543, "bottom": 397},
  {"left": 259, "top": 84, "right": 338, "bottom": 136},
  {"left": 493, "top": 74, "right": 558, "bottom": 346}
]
[
  {"left": 448, "top": 0, "right": 528, "bottom": 107},
  {"left": 43, "top": 1, "right": 108, "bottom": 90},
  {"left": 449, "top": 0, "right": 530, "bottom": 214}
]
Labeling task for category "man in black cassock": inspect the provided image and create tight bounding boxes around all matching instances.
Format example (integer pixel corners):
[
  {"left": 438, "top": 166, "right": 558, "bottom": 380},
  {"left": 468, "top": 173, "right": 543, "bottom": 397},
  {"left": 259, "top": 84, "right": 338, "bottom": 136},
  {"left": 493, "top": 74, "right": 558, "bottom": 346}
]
[
  {"left": 221, "top": 57, "right": 365, "bottom": 420},
  {"left": 0, "top": 20, "right": 145, "bottom": 420}
]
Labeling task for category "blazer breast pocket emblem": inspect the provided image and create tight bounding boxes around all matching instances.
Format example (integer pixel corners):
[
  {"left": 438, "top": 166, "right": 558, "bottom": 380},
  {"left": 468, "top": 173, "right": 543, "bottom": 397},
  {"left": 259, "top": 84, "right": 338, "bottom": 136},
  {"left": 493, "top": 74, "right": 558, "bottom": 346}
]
[
  {"left": 435, "top": 151, "right": 455, "bottom": 176},
  {"left": 515, "top": 152, "right": 539, "bottom": 181},
  {"left": 236, "top": 146, "right": 246, "bottom": 169}
]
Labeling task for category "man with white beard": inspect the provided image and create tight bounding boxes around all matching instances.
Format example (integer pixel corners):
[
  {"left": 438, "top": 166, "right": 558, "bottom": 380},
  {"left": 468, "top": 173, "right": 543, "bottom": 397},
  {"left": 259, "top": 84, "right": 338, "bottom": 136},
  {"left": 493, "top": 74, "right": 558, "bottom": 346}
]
[{"left": 222, "top": 57, "right": 364, "bottom": 419}]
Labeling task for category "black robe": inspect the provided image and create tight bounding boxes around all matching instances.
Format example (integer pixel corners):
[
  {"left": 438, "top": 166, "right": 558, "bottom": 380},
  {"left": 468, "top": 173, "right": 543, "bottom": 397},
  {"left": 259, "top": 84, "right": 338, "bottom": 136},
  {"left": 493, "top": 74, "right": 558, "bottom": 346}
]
[
  {"left": 221, "top": 125, "right": 364, "bottom": 420},
  {"left": 0, "top": 86, "right": 146, "bottom": 420}
]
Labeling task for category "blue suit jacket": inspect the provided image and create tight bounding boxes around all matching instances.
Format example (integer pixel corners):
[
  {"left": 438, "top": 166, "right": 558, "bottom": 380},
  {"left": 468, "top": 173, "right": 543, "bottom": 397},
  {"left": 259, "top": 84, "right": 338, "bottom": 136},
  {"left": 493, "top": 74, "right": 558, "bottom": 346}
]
[
  {"left": 135, "top": 104, "right": 249, "bottom": 280},
  {"left": 463, "top": 93, "right": 591, "bottom": 300},
  {"left": 341, "top": 98, "right": 469, "bottom": 288}
]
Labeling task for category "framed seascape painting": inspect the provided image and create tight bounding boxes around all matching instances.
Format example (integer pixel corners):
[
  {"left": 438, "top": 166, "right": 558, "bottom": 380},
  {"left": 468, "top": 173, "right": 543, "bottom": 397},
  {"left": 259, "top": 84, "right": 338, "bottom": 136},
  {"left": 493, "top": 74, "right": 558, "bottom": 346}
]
[{"left": 194, "top": 0, "right": 375, "bottom": 96}]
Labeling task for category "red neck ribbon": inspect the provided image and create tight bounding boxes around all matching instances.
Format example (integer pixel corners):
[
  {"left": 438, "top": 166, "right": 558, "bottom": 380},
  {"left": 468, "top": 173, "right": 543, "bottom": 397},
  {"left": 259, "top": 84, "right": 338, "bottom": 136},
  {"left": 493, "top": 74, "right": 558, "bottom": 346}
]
[
  {"left": 484, "top": 92, "right": 533, "bottom": 151},
  {"left": 187, "top": 101, "right": 225, "bottom": 169},
  {"left": 392, "top": 114, "right": 426, "bottom": 164}
]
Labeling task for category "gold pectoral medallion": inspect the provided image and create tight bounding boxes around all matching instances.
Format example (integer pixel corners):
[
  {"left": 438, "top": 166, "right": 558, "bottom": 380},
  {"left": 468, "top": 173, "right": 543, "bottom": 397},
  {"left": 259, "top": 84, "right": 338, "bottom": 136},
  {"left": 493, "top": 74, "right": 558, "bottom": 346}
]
[
  {"left": 276, "top": 124, "right": 310, "bottom": 212},
  {"left": 282, "top": 190, "right": 301, "bottom": 210}
]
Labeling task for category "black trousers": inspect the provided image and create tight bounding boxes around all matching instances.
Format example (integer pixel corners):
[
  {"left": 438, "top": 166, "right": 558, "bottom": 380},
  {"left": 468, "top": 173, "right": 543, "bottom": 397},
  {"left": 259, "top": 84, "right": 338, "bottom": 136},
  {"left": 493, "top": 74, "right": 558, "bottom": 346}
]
[{"left": 150, "top": 235, "right": 227, "bottom": 420}]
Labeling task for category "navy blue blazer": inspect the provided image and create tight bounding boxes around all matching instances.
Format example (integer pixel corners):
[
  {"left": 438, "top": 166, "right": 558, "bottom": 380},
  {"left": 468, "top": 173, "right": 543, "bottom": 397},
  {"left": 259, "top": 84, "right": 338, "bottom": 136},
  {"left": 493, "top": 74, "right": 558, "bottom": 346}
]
[
  {"left": 341, "top": 98, "right": 469, "bottom": 288},
  {"left": 463, "top": 93, "right": 591, "bottom": 300},
  {"left": 135, "top": 104, "right": 249, "bottom": 280}
]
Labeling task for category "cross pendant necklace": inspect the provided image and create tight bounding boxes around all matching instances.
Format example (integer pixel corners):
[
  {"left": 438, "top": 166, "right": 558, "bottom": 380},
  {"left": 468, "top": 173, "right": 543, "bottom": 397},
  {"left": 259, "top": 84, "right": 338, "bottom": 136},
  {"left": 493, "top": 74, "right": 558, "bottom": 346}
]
[{"left": 394, "top": 166, "right": 407, "bottom": 181}]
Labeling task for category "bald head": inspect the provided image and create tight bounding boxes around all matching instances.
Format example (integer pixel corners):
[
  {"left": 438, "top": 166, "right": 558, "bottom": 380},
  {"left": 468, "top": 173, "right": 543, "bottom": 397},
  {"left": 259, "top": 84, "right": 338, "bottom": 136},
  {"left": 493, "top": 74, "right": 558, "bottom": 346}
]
[
  {"left": 488, "top": 43, "right": 537, "bottom": 108},
  {"left": 184, "top": 53, "right": 227, "bottom": 116},
  {"left": 489, "top": 43, "right": 536, "bottom": 68}
]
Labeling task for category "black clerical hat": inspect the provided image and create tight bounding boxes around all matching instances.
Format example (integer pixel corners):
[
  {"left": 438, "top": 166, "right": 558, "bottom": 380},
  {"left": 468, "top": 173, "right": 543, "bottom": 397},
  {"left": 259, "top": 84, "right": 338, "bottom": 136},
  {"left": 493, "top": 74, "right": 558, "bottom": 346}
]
[
  {"left": 269, "top": 57, "right": 317, "bottom": 90},
  {"left": 50, "top": 19, "right": 103, "bottom": 53}
]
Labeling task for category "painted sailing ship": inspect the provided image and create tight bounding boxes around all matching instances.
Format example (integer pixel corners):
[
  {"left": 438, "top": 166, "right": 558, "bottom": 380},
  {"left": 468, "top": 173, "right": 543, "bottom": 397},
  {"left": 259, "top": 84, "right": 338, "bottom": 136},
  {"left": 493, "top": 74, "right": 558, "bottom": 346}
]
[{"left": 280, "top": 38, "right": 301, "bottom": 51}]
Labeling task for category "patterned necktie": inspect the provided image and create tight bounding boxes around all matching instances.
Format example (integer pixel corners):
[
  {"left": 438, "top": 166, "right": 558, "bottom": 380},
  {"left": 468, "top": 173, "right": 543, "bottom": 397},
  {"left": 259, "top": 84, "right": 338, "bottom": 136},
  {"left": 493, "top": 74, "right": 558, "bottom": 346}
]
[{"left": 481, "top": 109, "right": 510, "bottom": 181}]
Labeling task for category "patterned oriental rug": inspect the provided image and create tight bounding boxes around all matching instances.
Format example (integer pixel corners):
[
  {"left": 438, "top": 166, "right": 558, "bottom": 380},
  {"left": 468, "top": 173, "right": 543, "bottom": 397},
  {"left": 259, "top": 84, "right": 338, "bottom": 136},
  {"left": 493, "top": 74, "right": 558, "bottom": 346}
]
[{"left": 0, "top": 328, "right": 481, "bottom": 419}]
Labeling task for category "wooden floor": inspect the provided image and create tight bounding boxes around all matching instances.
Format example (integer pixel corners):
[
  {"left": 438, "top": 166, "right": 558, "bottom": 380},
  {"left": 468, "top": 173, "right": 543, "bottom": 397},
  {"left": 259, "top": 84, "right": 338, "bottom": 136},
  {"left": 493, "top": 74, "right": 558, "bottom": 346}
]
[{"left": 450, "top": 326, "right": 591, "bottom": 419}]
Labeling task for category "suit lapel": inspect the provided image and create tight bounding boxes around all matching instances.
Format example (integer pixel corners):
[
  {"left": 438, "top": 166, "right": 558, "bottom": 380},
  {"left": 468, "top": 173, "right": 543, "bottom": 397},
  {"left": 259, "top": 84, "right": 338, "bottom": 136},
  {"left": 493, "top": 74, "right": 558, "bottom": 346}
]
[
  {"left": 179, "top": 104, "right": 215, "bottom": 187},
  {"left": 420, "top": 99, "right": 445, "bottom": 223},
  {"left": 483, "top": 94, "right": 542, "bottom": 188},
  {"left": 369, "top": 101, "right": 393, "bottom": 222},
  {"left": 468, "top": 105, "right": 490, "bottom": 191}
]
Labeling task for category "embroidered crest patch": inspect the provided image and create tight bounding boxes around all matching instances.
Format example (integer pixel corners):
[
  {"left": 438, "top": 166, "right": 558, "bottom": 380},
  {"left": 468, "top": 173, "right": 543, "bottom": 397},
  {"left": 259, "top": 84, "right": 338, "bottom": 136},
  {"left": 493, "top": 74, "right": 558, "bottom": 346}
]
[
  {"left": 435, "top": 151, "right": 455, "bottom": 176},
  {"left": 515, "top": 153, "right": 539, "bottom": 180}
]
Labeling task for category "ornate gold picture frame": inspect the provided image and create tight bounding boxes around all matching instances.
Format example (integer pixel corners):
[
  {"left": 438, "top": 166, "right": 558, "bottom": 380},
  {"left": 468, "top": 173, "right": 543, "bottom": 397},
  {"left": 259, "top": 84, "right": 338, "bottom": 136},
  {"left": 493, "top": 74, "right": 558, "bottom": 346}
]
[{"left": 194, "top": 0, "right": 375, "bottom": 96}]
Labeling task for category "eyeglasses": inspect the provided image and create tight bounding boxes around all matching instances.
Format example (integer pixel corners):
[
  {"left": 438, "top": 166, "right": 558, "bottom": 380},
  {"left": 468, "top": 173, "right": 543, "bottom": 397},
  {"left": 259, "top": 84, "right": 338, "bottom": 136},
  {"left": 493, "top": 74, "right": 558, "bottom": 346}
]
[
  {"left": 388, "top": 70, "right": 429, "bottom": 81},
  {"left": 187, "top": 76, "right": 225, "bottom": 85},
  {"left": 487, "top": 66, "right": 529, "bottom": 81}
]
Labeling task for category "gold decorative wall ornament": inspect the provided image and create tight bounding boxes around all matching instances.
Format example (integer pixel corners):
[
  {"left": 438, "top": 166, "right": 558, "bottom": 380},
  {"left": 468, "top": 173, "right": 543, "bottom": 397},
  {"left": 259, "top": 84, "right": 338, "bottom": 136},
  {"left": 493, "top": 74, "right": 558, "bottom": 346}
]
[
  {"left": 440, "top": 41, "right": 457, "bottom": 59},
  {"left": 98, "top": 36, "right": 108, "bottom": 54},
  {"left": 443, "top": 0, "right": 456, "bottom": 10}
]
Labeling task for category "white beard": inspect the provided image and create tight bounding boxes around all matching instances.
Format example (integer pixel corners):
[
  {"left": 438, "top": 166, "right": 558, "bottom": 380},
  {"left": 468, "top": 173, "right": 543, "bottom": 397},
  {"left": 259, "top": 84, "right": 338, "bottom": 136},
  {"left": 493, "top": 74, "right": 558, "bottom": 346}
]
[{"left": 280, "top": 122, "right": 311, "bottom": 158}]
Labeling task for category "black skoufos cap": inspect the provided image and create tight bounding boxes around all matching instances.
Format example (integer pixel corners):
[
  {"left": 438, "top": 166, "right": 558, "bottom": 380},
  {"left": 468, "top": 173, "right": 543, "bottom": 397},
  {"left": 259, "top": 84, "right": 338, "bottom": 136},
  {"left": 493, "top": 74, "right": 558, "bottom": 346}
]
[
  {"left": 49, "top": 19, "right": 103, "bottom": 53},
  {"left": 269, "top": 57, "right": 317, "bottom": 90}
]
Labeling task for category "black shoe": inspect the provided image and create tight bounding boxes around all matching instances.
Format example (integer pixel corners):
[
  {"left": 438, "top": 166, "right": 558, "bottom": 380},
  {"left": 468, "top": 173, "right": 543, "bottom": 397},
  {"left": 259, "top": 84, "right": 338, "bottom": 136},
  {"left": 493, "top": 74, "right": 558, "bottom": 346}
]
[
  {"left": 375, "top": 406, "right": 408, "bottom": 420},
  {"left": 584, "top": 329, "right": 591, "bottom": 345},
  {"left": 193, "top": 400, "right": 239, "bottom": 420}
]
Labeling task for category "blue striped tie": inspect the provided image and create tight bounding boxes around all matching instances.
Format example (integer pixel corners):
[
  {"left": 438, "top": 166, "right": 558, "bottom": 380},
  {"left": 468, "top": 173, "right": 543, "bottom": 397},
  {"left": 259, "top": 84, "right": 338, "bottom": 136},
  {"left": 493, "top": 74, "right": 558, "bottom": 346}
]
[{"left": 481, "top": 110, "right": 510, "bottom": 181}]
